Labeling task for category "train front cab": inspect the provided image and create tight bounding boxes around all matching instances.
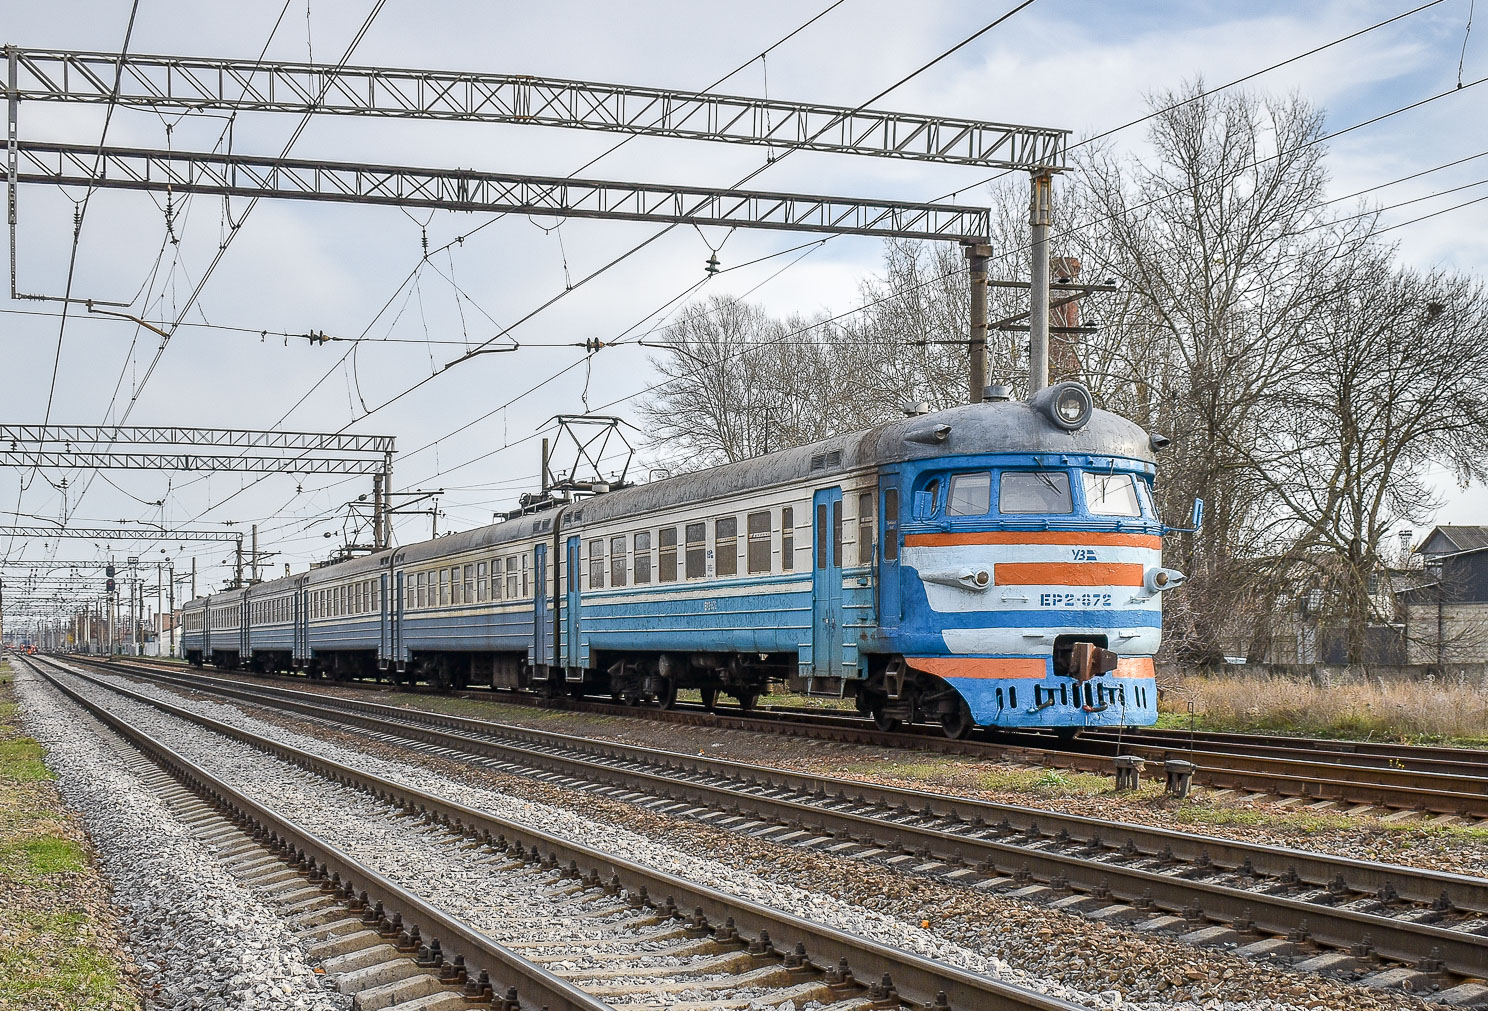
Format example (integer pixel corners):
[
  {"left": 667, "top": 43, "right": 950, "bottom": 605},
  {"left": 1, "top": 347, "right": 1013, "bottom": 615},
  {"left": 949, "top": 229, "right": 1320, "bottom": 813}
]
[{"left": 874, "top": 451, "right": 1169, "bottom": 736}]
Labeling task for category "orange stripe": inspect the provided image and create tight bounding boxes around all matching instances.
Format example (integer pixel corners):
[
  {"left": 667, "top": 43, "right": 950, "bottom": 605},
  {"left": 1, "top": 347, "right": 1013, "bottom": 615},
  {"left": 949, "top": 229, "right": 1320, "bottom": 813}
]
[
  {"left": 995, "top": 562, "right": 1144, "bottom": 586},
  {"left": 1115, "top": 656, "right": 1155, "bottom": 679},
  {"left": 907, "top": 657, "right": 1048, "bottom": 680},
  {"left": 904, "top": 531, "right": 1161, "bottom": 549}
]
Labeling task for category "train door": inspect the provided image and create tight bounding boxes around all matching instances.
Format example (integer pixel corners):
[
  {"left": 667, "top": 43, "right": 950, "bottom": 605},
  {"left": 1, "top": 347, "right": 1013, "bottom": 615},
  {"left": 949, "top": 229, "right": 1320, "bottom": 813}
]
[
  {"left": 378, "top": 571, "right": 391, "bottom": 669},
  {"left": 811, "top": 487, "right": 844, "bottom": 677},
  {"left": 878, "top": 477, "right": 902, "bottom": 628},
  {"left": 392, "top": 571, "right": 405, "bottom": 668},
  {"left": 533, "top": 544, "right": 553, "bottom": 671},
  {"left": 563, "top": 536, "right": 583, "bottom": 673},
  {"left": 294, "top": 586, "right": 307, "bottom": 666}
]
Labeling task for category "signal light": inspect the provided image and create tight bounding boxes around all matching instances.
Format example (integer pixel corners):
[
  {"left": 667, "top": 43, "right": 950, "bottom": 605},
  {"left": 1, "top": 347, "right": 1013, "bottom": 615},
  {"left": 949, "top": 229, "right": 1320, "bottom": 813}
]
[
  {"left": 106, "top": 578, "right": 116, "bottom": 593},
  {"left": 105, "top": 565, "right": 116, "bottom": 578}
]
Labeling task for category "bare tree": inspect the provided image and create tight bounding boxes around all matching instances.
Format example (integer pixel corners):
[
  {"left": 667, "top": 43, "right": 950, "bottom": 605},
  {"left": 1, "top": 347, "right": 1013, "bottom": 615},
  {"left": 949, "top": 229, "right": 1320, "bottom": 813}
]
[
  {"left": 637, "top": 296, "right": 849, "bottom": 469},
  {"left": 1243, "top": 256, "right": 1488, "bottom": 660}
]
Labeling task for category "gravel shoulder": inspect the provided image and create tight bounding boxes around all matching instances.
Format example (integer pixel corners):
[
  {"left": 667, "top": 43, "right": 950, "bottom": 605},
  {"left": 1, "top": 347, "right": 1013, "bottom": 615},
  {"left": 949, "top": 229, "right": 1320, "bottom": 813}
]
[
  {"left": 223, "top": 678, "right": 1488, "bottom": 876},
  {"left": 12, "top": 663, "right": 350, "bottom": 1011},
  {"left": 0, "top": 658, "right": 137, "bottom": 1011},
  {"left": 102, "top": 667, "right": 1446, "bottom": 1011}
]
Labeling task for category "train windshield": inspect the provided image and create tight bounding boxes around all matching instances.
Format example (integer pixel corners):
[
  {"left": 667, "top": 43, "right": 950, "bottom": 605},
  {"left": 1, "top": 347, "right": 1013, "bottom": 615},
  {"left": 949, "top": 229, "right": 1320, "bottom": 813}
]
[
  {"left": 1083, "top": 472, "right": 1142, "bottom": 516},
  {"left": 946, "top": 472, "right": 991, "bottom": 515},
  {"left": 999, "top": 471, "right": 1073, "bottom": 514}
]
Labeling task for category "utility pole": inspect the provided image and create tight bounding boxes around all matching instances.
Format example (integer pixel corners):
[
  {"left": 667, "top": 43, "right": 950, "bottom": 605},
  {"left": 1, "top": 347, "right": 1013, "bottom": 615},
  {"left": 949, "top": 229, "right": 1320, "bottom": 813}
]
[
  {"left": 234, "top": 537, "right": 244, "bottom": 588},
  {"left": 372, "top": 472, "right": 385, "bottom": 550},
  {"left": 191, "top": 556, "right": 197, "bottom": 600},
  {"left": 251, "top": 525, "right": 259, "bottom": 583},
  {"left": 964, "top": 242, "right": 991, "bottom": 404},
  {"left": 1028, "top": 170, "right": 1053, "bottom": 394},
  {"left": 167, "top": 560, "right": 175, "bottom": 657}
]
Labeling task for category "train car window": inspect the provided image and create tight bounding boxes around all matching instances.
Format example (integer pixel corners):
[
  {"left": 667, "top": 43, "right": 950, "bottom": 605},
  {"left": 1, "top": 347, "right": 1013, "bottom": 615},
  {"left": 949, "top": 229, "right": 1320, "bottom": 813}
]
[
  {"left": 436, "top": 569, "right": 447, "bottom": 606},
  {"left": 450, "top": 569, "right": 462, "bottom": 605},
  {"left": 414, "top": 572, "right": 425, "bottom": 608},
  {"left": 947, "top": 472, "right": 992, "bottom": 516},
  {"left": 883, "top": 490, "right": 899, "bottom": 562},
  {"left": 815, "top": 504, "right": 827, "bottom": 569},
  {"left": 658, "top": 528, "right": 678, "bottom": 582},
  {"left": 610, "top": 535, "right": 628, "bottom": 587},
  {"left": 1083, "top": 472, "right": 1141, "bottom": 516},
  {"left": 832, "top": 500, "right": 843, "bottom": 567},
  {"left": 999, "top": 471, "right": 1073, "bottom": 514},
  {"left": 716, "top": 517, "right": 737, "bottom": 577},
  {"left": 373, "top": 583, "right": 380, "bottom": 612},
  {"left": 857, "top": 492, "right": 874, "bottom": 564},
  {"left": 589, "top": 539, "right": 605, "bottom": 589},
  {"left": 521, "top": 554, "right": 530, "bottom": 598},
  {"left": 492, "top": 558, "right": 503, "bottom": 601},
  {"left": 746, "top": 512, "right": 771, "bottom": 573},
  {"left": 781, "top": 507, "right": 794, "bottom": 571},
  {"left": 506, "top": 555, "right": 519, "bottom": 598},
  {"left": 634, "top": 532, "right": 653, "bottom": 584},
  {"left": 685, "top": 523, "right": 706, "bottom": 578},
  {"left": 464, "top": 565, "right": 475, "bottom": 603},
  {"left": 477, "top": 562, "right": 488, "bottom": 602}
]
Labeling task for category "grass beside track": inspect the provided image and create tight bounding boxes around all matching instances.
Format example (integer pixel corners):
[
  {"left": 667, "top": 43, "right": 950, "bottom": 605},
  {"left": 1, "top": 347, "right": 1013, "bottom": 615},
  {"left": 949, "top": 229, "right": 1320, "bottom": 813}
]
[
  {"left": 1157, "top": 670, "right": 1488, "bottom": 748},
  {"left": 0, "top": 659, "right": 136, "bottom": 1011}
]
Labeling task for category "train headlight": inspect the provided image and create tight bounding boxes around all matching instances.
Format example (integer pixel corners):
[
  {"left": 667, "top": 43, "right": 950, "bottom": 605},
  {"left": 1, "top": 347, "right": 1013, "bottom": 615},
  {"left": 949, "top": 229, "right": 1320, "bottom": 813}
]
[
  {"left": 1144, "top": 567, "right": 1187, "bottom": 593},
  {"left": 1044, "top": 381, "right": 1094, "bottom": 431}
]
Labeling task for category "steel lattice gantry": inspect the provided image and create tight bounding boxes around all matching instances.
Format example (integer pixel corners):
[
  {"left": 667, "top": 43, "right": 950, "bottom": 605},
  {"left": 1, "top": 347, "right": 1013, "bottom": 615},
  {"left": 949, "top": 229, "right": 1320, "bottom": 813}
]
[
  {"left": 6, "top": 48, "right": 1068, "bottom": 171},
  {"left": 14, "top": 142, "right": 993, "bottom": 243},
  {"left": 0, "top": 526, "right": 242, "bottom": 542},
  {"left": 0, "top": 423, "right": 394, "bottom": 474},
  {"left": 0, "top": 425, "right": 393, "bottom": 453}
]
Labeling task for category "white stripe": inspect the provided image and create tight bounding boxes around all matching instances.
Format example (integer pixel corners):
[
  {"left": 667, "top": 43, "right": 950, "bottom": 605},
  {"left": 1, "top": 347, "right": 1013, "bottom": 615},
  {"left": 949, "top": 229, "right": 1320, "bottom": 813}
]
[{"left": 942, "top": 626, "right": 1162, "bottom": 655}]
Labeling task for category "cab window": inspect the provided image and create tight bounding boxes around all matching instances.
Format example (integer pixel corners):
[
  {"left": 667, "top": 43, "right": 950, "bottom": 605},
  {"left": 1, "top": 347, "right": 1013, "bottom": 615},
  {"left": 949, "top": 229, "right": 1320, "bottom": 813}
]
[
  {"left": 1000, "top": 471, "right": 1073, "bottom": 514},
  {"left": 946, "top": 472, "right": 992, "bottom": 516},
  {"left": 1083, "top": 472, "right": 1141, "bottom": 516}
]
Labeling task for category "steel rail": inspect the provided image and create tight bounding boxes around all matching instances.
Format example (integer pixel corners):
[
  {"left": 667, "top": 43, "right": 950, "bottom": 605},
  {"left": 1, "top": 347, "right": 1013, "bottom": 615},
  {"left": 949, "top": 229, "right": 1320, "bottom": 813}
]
[
  {"left": 120, "top": 654, "right": 1488, "bottom": 817},
  {"left": 32, "top": 654, "right": 1084, "bottom": 1011},
  {"left": 72, "top": 656, "right": 1488, "bottom": 981},
  {"left": 17, "top": 655, "right": 611, "bottom": 1011}
]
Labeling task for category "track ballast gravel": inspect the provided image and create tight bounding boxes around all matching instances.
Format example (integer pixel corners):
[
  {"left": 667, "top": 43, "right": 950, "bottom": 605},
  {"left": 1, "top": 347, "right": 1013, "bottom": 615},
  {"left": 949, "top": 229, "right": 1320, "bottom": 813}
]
[
  {"left": 14, "top": 666, "right": 351, "bottom": 1011},
  {"left": 76, "top": 663, "right": 1450, "bottom": 1011}
]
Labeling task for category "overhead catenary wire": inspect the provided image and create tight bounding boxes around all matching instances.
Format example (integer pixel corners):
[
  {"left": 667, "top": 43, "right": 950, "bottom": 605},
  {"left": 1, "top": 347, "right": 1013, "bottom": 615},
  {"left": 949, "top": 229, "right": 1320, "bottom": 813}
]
[{"left": 31, "top": 3, "right": 1476, "bottom": 577}]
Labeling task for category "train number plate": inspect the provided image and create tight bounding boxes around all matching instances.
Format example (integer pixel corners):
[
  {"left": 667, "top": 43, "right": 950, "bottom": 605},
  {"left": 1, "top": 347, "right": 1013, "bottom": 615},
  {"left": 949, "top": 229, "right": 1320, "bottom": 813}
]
[{"left": 1039, "top": 592, "right": 1113, "bottom": 607}]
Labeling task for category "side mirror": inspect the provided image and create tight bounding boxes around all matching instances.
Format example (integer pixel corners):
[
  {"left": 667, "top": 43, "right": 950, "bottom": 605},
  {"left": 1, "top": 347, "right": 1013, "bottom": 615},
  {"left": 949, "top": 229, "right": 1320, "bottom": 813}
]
[{"left": 913, "top": 490, "right": 935, "bottom": 521}]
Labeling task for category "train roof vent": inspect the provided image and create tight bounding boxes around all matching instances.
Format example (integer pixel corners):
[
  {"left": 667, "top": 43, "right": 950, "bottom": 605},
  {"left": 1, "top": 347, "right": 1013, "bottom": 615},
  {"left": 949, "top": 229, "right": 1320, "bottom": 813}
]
[{"left": 810, "top": 451, "right": 842, "bottom": 472}]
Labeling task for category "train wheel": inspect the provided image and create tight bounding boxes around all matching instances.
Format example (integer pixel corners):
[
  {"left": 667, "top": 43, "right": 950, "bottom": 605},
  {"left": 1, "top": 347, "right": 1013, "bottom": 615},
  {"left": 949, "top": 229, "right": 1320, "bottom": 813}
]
[
  {"left": 940, "top": 702, "right": 975, "bottom": 740},
  {"left": 650, "top": 678, "right": 677, "bottom": 710},
  {"left": 870, "top": 706, "right": 901, "bottom": 732},
  {"left": 699, "top": 686, "right": 719, "bottom": 712},
  {"left": 736, "top": 692, "right": 759, "bottom": 712}
]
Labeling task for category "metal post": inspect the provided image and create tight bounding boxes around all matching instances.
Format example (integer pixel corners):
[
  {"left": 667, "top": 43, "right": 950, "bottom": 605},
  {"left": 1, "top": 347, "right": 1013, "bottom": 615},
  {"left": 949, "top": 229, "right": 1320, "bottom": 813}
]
[
  {"left": 250, "top": 524, "right": 259, "bottom": 584},
  {"left": 372, "top": 472, "right": 385, "bottom": 550},
  {"left": 1028, "top": 171, "right": 1053, "bottom": 394},
  {"left": 167, "top": 561, "right": 175, "bottom": 657},
  {"left": 190, "top": 555, "right": 197, "bottom": 600},
  {"left": 540, "top": 438, "right": 550, "bottom": 497},
  {"left": 106, "top": 587, "right": 114, "bottom": 656},
  {"left": 234, "top": 537, "right": 243, "bottom": 588},
  {"left": 965, "top": 242, "right": 991, "bottom": 404},
  {"left": 8, "top": 45, "right": 19, "bottom": 299}
]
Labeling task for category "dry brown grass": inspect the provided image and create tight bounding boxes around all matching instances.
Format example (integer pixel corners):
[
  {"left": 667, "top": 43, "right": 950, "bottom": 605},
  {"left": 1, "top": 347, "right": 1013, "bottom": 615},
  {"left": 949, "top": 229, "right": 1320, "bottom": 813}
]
[{"left": 1156, "top": 669, "right": 1488, "bottom": 746}]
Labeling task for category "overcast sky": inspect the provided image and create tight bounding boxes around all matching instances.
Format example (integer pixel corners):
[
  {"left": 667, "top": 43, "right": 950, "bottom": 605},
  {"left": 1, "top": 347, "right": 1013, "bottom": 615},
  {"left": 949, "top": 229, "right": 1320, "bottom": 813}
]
[{"left": 2, "top": 0, "right": 1484, "bottom": 605}]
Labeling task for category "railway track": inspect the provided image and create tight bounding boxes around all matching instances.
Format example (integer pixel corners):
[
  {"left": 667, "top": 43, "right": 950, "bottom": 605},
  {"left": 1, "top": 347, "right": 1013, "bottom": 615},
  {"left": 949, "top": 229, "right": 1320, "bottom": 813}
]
[
  {"left": 20, "top": 651, "right": 1091, "bottom": 1011},
  {"left": 109, "top": 654, "right": 1488, "bottom": 819},
  {"left": 62, "top": 653, "right": 1488, "bottom": 1000}
]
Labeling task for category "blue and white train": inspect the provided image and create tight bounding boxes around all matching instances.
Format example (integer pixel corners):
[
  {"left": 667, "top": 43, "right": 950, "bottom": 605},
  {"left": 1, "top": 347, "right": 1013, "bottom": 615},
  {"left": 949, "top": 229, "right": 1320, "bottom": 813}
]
[{"left": 182, "top": 382, "right": 1183, "bottom": 737}]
